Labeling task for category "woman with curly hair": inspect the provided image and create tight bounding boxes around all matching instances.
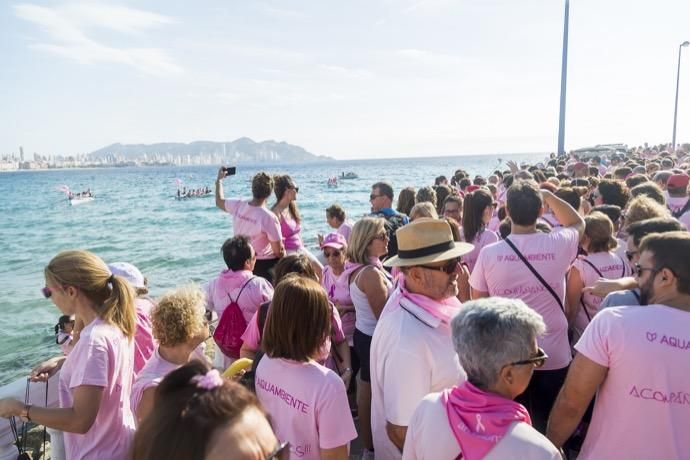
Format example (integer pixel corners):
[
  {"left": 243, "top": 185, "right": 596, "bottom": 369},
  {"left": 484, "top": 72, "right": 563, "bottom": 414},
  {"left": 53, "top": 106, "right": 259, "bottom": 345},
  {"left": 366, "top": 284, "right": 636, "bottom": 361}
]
[{"left": 130, "top": 285, "right": 210, "bottom": 424}]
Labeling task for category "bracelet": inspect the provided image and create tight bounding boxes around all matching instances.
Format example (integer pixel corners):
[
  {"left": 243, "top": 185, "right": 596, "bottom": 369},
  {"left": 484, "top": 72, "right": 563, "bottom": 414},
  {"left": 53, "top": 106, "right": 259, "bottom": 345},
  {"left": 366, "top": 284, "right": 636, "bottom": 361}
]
[{"left": 341, "top": 368, "right": 353, "bottom": 375}]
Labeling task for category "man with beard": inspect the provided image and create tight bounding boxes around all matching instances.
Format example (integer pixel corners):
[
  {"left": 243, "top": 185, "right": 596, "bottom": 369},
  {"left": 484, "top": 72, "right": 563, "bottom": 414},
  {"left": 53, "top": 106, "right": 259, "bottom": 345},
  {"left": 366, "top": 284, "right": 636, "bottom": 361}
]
[
  {"left": 547, "top": 232, "right": 690, "bottom": 459},
  {"left": 369, "top": 219, "right": 474, "bottom": 459}
]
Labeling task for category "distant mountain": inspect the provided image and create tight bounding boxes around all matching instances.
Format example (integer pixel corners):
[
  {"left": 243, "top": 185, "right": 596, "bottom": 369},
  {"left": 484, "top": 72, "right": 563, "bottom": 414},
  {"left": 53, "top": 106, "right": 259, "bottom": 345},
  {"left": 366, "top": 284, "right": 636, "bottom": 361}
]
[{"left": 88, "top": 138, "right": 333, "bottom": 162}]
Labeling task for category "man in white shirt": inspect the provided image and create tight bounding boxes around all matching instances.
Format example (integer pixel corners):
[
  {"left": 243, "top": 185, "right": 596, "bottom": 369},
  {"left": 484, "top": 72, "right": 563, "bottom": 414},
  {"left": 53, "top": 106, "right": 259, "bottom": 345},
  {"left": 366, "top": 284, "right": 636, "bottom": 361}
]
[{"left": 370, "top": 218, "right": 474, "bottom": 459}]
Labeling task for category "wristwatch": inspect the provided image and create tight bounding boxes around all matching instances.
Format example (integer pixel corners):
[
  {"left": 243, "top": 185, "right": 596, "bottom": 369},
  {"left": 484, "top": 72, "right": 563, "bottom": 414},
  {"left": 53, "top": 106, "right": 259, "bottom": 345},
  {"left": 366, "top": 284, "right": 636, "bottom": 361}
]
[{"left": 20, "top": 404, "right": 32, "bottom": 422}]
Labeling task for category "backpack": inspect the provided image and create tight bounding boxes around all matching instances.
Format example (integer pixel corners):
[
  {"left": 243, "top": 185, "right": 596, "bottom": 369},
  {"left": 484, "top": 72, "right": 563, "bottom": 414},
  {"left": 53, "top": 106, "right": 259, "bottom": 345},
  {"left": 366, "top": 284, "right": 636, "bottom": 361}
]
[{"left": 213, "top": 277, "right": 255, "bottom": 359}]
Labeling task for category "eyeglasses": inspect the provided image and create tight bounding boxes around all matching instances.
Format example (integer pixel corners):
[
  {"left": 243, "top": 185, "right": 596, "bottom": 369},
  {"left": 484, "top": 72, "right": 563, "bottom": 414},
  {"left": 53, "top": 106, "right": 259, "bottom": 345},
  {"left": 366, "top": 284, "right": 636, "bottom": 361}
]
[
  {"left": 266, "top": 441, "right": 290, "bottom": 460},
  {"left": 370, "top": 194, "right": 383, "bottom": 201},
  {"left": 373, "top": 233, "right": 388, "bottom": 241},
  {"left": 625, "top": 250, "right": 638, "bottom": 262},
  {"left": 634, "top": 263, "right": 661, "bottom": 278},
  {"left": 323, "top": 250, "right": 342, "bottom": 258},
  {"left": 508, "top": 347, "right": 548, "bottom": 368},
  {"left": 417, "top": 257, "right": 460, "bottom": 275}
]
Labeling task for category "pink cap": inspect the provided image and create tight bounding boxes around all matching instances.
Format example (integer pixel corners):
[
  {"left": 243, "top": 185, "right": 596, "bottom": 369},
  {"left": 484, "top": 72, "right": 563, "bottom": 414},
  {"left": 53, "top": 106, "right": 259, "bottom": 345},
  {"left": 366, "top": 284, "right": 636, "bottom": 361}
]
[
  {"left": 321, "top": 232, "right": 347, "bottom": 249},
  {"left": 465, "top": 185, "right": 481, "bottom": 193},
  {"left": 667, "top": 173, "right": 690, "bottom": 189}
]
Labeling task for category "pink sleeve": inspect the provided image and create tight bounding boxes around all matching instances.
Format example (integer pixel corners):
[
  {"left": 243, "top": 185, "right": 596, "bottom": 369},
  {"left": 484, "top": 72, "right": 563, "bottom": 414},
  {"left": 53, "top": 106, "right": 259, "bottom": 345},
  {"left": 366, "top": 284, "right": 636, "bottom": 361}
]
[
  {"left": 263, "top": 213, "right": 282, "bottom": 243},
  {"left": 315, "top": 376, "right": 358, "bottom": 448},
  {"left": 224, "top": 199, "right": 240, "bottom": 214},
  {"left": 554, "top": 227, "right": 580, "bottom": 261},
  {"left": 574, "top": 309, "right": 619, "bottom": 368},
  {"left": 240, "top": 311, "right": 261, "bottom": 349},
  {"left": 468, "top": 250, "right": 489, "bottom": 292},
  {"left": 70, "top": 335, "right": 109, "bottom": 388},
  {"left": 330, "top": 305, "right": 345, "bottom": 343}
]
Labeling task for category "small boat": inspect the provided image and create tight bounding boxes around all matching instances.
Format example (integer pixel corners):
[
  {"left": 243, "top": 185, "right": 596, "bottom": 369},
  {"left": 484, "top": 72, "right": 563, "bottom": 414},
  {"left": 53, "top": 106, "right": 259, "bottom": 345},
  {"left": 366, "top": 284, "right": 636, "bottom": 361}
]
[
  {"left": 175, "top": 191, "right": 212, "bottom": 200},
  {"left": 327, "top": 177, "right": 338, "bottom": 188},
  {"left": 340, "top": 172, "right": 358, "bottom": 180},
  {"left": 69, "top": 196, "right": 94, "bottom": 206}
]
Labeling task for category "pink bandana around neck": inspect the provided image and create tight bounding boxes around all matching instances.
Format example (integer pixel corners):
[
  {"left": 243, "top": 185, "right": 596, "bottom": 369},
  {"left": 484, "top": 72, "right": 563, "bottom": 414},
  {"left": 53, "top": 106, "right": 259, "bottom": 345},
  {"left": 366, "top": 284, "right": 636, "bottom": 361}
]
[
  {"left": 442, "top": 381, "right": 531, "bottom": 460},
  {"left": 385, "top": 279, "right": 461, "bottom": 325}
]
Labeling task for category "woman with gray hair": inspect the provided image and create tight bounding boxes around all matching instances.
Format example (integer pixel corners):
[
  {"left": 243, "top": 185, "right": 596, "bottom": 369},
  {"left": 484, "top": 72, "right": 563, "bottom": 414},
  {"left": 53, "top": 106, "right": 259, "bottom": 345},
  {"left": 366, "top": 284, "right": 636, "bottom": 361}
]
[{"left": 402, "top": 298, "right": 560, "bottom": 460}]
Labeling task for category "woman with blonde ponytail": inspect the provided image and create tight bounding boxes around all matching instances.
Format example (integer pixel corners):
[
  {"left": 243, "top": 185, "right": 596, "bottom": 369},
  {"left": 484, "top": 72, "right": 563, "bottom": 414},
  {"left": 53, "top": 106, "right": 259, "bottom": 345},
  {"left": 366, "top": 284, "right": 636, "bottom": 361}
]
[{"left": 0, "top": 250, "right": 137, "bottom": 460}]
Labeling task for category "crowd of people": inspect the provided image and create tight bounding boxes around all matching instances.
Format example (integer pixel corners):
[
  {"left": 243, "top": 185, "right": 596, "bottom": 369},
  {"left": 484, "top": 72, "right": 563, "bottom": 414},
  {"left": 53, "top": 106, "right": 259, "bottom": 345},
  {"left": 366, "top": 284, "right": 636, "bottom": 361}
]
[{"left": 1, "top": 143, "right": 690, "bottom": 459}]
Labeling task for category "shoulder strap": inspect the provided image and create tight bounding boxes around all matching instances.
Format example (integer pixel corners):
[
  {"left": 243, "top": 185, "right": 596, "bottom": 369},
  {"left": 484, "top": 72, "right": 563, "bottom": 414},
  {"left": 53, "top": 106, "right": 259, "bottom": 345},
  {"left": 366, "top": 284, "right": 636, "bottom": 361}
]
[
  {"left": 617, "top": 254, "right": 627, "bottom": 278},
  {"left": 227, "top": 277, "right": 256, "bottom": 304},
  {"left": 581, "top": 258, "right": 604, "bottom": 278},
  {"left": 504, "top": 238, "right": 564, "bottom": 312},
  {"left": 630, "top": 289, "right": 641, "bottom": 303},
  {"left": 672, "top": 199, "right": 690, "bottom": 218}
]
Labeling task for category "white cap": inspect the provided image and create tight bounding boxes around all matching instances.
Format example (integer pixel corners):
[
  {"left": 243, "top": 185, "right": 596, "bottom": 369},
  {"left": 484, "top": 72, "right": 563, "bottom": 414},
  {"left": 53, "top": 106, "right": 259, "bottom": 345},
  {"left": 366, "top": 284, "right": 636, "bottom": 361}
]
[{"left": 107, "top": 262, "right": 145, "bottom": 289}]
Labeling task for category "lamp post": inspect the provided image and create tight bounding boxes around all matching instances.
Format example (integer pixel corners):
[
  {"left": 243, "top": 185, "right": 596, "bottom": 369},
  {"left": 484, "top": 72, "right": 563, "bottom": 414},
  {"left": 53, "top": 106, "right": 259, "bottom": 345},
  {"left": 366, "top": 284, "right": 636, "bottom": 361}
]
[
  {"left": 557, "top": 0, "right": 570, "bottom": 156},
  {"left": 671, "top": 41, "right": 690, "bottom": 152}
]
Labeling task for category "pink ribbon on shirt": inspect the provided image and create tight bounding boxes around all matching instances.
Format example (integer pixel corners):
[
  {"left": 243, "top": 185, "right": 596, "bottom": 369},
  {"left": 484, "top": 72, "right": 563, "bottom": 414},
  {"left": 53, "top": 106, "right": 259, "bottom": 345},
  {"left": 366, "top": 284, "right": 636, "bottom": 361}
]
[{"left": 441, "top": 381, "right": 531, "bottom": 460}]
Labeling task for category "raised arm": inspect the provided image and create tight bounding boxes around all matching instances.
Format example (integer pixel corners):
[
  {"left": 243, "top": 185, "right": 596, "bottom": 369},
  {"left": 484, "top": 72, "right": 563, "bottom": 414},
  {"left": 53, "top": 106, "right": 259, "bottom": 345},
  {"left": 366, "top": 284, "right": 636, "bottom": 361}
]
[
  {"left": 542, "top": 189, "right": 585, "bottom": 238},
  {"left": 215, "top": 167, "right": 228, "bottom": 210}
]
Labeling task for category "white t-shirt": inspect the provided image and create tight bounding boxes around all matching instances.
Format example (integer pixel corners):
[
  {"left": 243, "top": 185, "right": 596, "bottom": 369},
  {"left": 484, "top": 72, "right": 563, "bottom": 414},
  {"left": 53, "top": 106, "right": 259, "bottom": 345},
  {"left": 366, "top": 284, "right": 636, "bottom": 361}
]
[
  {"left": 370, "top": 296, "right": 466, "bottom": 460},
  {"left": 575, "top": 305, "right": 690, "bottom": 459},
  {"left": 255, "top": 356, "right": 357, "bottom": 459},
  {"left": 403, "top": 392, "right": 561, "bottom": 460},
  {"left": 469, "top": 228, "right": 580, "bottom": 370},
  {"left": 224, "top": 199, "right": 282, "bottom": 260}
]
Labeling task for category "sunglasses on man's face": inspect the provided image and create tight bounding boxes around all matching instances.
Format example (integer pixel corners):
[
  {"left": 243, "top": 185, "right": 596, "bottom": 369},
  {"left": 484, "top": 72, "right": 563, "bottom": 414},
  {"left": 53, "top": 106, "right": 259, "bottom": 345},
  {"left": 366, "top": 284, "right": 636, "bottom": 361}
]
[
  {"left": 508, "top": 347, "right": 548, "bottom": 368},
  {"left": 370, "top": 194, "right": 383, "bottom": 201},
  {"left": 417, "top": 257, "right": 460, "bottom": 275}
]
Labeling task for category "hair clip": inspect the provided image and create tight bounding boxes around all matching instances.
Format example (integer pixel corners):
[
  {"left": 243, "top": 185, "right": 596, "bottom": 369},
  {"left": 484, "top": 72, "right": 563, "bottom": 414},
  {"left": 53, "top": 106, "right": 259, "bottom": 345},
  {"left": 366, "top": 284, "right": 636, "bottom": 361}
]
[{"left": 191, "top": 369, "right": 224, "bottom": 390}]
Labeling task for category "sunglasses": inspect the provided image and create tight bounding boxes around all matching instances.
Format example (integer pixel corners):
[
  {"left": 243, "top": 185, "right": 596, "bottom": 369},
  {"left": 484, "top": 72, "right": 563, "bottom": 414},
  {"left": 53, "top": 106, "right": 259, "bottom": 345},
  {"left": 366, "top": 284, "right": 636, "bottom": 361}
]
[
  {"left": 42, "top": 286, "right": 67, "bottom": 298},
  {"left": 266, "top": 441, "right": 290, "bottom": 460},
  {"left": 625, "top": 250, "right": 638, "bottom": 262},
  {"left": 417, "top": 257, "right": 460, "bottom": 275},
  {"left": 634, "top": 263, "right": 661, "bottom": 278},
  {"left": 288, "top": 185, "right": 299, "bottom": 193},
  {"left": 508, "top": 347, "right": 548, "bottom": 368},
  {"left": 370, "top": 194, "right": 383, "bottom": 201},
  {"left": 323, "top": 250, "right": 342, "bottom": 258}
]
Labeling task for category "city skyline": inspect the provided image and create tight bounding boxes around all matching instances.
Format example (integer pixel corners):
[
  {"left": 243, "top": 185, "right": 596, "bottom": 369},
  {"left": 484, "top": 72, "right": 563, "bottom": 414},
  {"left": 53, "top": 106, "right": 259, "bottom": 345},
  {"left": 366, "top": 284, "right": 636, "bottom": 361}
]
[{"left": 2, "top": 0, "right": 689, "bottom": 159}]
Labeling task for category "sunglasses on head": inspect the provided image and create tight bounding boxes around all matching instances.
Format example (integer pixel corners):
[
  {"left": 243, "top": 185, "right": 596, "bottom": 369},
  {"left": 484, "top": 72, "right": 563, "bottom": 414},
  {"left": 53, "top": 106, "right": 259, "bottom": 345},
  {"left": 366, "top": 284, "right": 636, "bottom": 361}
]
[
  {"left": 417, "top": 257, "right": 460, "bottom": 275},
  {"left": 508, "top": 347, "right": 548, "bottom": 368}
]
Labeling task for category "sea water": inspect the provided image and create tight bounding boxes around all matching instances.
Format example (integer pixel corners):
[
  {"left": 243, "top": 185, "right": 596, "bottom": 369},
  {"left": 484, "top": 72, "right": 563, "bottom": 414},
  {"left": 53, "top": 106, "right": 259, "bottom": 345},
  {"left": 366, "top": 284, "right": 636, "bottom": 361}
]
[{"left": 0, "top": 152, "right": 546, "bottom": 385}]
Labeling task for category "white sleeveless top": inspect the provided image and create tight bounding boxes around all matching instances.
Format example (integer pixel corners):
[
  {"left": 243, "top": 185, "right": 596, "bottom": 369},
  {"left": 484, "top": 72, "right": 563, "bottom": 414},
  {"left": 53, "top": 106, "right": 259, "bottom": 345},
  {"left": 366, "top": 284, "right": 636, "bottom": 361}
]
[{"left": 350, "top": 266, "right": 393, "bottom": 336}]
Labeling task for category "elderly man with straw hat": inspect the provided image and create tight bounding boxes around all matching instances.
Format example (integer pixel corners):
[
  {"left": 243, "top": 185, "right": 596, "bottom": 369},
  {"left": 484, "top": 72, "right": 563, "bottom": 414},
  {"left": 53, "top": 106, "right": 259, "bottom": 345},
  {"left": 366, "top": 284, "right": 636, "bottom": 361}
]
[{"left": 369, "top": 218, "right": 474, "bottom": 460}]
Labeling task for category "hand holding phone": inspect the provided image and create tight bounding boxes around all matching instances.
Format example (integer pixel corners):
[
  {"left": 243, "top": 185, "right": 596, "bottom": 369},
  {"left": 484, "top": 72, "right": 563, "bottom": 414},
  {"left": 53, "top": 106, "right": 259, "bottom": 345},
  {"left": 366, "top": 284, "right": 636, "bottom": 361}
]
[{"left": 224, "top": 166, "right": 237, "bottom": 176}]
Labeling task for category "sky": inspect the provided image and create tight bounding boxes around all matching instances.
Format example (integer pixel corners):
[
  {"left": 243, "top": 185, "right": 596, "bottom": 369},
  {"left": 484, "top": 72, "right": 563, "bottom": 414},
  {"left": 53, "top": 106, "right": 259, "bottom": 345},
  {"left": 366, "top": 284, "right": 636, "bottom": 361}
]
[{"left": 2, "top": 0, "right": 690, "bottom": 160}]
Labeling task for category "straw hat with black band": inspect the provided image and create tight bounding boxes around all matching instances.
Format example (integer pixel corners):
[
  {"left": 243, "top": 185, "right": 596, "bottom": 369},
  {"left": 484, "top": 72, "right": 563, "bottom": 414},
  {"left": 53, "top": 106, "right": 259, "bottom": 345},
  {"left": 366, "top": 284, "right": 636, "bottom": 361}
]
[{"left": 383, "top": 218, "right": 474, "bottom": 267}]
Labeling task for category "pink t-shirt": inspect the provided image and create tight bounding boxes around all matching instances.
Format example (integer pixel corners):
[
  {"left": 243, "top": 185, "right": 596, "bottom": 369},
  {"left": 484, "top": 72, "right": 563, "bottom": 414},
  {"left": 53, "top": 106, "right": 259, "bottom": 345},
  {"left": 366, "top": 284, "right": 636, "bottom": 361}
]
[
  {"left": 130, "top": 347, "right": 180, "bottom": 420},
  {"left": 241, "top": 302, "right": 346, "bottom": 369},
  {"left": 224, "top": 199, "right": 282, "bottom": 260},
  {"left": 133, "top": 297, "right": 156, "bottom": 375},
  {"left": 255, "top": 356, "right": 357, "bottom": 459},
  {"left": 575, "top": 305, "right": 690, "bottom": 459},
  {"left": 321, "top": 266, "right": 355, "bottom": 346},
  {"left": 337, "top": 220, "right": 354, "bottom": 242},
  {"left": 668, "top": 196, "right": 690, "bottom": 228},
  {"left": 279, "top": 214, "right": 303, "bottom": 250},
  {"left": 205, "top": 269, "right": 274, "bottom": 324},
  {"left": 460, "top": 228, "right": 499, "bottom": 273},
  {"left": 570, "top": 252, "right": 630, "bottom": 337},
  {"left": 469, "top": 228, "right": 579, "bottom": 370},
  {"left": 58, "top": 318, "right": 135, "bottom": 460}
]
